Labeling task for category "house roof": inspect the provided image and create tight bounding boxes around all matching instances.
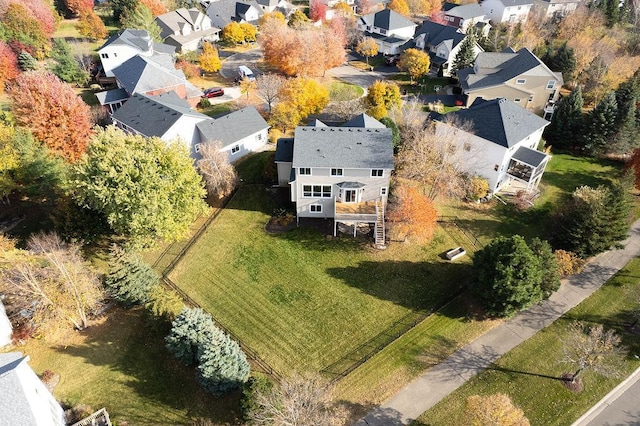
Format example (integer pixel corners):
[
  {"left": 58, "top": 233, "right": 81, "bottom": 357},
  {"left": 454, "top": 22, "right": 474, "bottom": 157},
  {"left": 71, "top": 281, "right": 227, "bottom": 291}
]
[
  {"left": 275, "top": 137, "right": 294, "bottom": 162},
  {"left": 498, "top": 0, "right": 534, "bottom": 6},
  {"left": 95, "top": 88, "right": 129, "bottom": 105},
  {"left": 461, "top": 48, "right": 557, "bottom": 91},
  {"left": 414, "top": 20, "right": 465, "bottom": 49},
  {"left": 196, "top": 106, "right": 269, "bottom": 147},
  {"left": 342, "top": 113, "right": 386, "bottom": 128},
  {"left": 309, "top": 119, "right": 327, "bottom": 127},
  {"left": 370, "top": 32, "right": 411, "bottom": 45},
  {"left": 362, "top": 8, "right": 416, "bottom": 31},
  {"left": 112, "top": 54, "right": 202, "bottom": 98},
  {"left": 0, "top": 353, "right": 38, "bottom": 425},
  {"left": 205, "top": 0, "right": 263, "bottom": 29},
  {"left": 434, "top": 98, "right": 549, "bottom": 148},
  {"left": 291, "top": 127, "right": 394, "bottom": 169},
  {"left": 155, "top": 8, "right": 220, "bottom": 47},
  {"left": 444, "top": 3, "right": 485, "bottom": 19},
  {"left": 111, "top": 91, "right": 210, "bottom": 138},
  {"left": 511, "top": 146, "right": 548, "bottom": 167},
  {"left": 99, "top": 28, "right": 176, "bottom": 55}
]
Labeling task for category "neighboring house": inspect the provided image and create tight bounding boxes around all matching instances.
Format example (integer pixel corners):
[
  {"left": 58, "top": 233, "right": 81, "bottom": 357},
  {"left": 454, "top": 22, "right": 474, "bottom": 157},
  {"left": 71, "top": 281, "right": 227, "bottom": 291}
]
[
  {"left": 0, "top": 299, "right": 11, "bottom": 348},
  {"left": 413, "top": 20, "right": 484, "bottom": 77},
  {"left": 457, "top": 47, "right": 562, "bottom": 117},
  {"left": 196, "top": 106, "right": 270, "bottom": 161},
  {"left": 255, "top": 0, "right": 295, "bottom": 13},
  {"left": 154, "top": 8, "right": 220, "bottom": 53},
  {"left": 111, "top": 54, "right": 203, "bottom": 107},
  {"left": 358, "top": 9, "right": 417, "bottom": 55},
  {"left": 97, "top": 29, "right": 175, "bottom": 78},
  {"left": 275, "top": 113, "right": 394, "bottom": 245},
  {"left": 111, "top": 91, "right": 210, "bottom": 153},
  {"left": 479, "top": 0, "right": 534, "bottom": 23},
  {"left": 432, "top": 97, "right": 550, "bottom": 194},
  {"left": 533, "top": 0, "right": 580, "bottom": 18},
  {"left": 0, "top": 352, "right": 65, "bottom": 426},
  {"left": 442, "top": 2, "right": 490, "bottom": 33},
  {"left": 204, "top": 0, "right": 263, "bottom": 30}
]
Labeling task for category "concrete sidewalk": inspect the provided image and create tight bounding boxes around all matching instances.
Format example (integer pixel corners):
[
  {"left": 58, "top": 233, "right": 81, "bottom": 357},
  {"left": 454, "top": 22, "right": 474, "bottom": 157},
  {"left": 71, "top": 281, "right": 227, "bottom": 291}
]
[{"left": 356, "top": 219, "right": 640, "bottom": 426}]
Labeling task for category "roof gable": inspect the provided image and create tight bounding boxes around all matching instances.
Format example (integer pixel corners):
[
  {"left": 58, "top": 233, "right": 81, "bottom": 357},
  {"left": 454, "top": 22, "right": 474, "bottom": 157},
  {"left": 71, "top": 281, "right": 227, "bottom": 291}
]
[
  {"left": 196, "top": 106, "right": 269, "bottom": 147},
  {"left": 414, "top": 20, "right": 465, "bottom": 48},
  {"left": 444, "top": 3, "right": 485, "bottom": 19},
  {"left": 112, "top": 54, "right": 199, "bottom": 96},
  {"left": 370, "top": 9, "right": 416, "bottom": 31},
  {"left": 342, "top": 113, "right": 386, "bottom": 128}
]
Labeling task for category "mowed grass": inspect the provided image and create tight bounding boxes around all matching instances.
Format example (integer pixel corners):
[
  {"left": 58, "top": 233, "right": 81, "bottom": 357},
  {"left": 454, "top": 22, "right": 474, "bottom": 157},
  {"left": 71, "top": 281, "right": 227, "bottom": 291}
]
[
  {"left": 417, "top": 256, "right": 640, "bottom": 426},
  {"left": 15, "top": 308, "right": 240, "bottom": 425}
]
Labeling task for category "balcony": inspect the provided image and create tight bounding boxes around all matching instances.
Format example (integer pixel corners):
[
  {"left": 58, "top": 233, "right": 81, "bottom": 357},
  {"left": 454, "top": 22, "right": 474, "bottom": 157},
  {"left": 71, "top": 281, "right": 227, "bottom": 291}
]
[
  {"left": 506, "top": 147, "right": 550, "bottom": 190},
  {"left": 334, "top": 200, "right": 378, "bottom": 222},
  {"left": 543, "top": 101, "right": 556, "bottom": 120}
]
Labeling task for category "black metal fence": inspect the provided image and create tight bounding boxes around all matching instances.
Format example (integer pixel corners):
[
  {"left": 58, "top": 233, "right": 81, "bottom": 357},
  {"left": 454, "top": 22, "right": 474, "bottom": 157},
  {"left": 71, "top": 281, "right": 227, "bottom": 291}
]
[{"left": 437, "top": 215, "right": 482, "bottom": 249}]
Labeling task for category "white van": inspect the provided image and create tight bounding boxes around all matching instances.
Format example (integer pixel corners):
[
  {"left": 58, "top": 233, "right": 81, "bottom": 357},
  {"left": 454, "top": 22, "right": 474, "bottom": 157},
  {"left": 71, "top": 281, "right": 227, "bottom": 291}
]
[{"left": 238, "top": 65, "right": 256, "bottom": 81}]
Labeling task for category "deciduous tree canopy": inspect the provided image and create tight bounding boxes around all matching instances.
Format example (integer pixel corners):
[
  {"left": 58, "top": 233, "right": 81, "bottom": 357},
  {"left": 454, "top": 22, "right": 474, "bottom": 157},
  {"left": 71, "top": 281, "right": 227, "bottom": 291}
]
[
  {"left": 398, "top": 48, "right": 431, "bottom": 83},
  {"left": 388, "top": 185, "right": 438, "bottom": 242},
  {"left": 365, "top": 80, "right": 401, "bottom": 119},
  {"left": 465, "top": 393, "right": 530, "bottom": 426},
  {"left": 198, "top": 42, "right": 222, "bottom": 73}
]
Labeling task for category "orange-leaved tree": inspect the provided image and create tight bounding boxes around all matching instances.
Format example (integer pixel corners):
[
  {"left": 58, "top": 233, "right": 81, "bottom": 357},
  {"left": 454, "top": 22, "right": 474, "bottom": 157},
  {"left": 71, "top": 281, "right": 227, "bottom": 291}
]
[
  {"left": 77, "top": 9, "right": 108, "bottom": 40},
  {"left": 0, "top": 41, "right": 20, "bottom": 90},
  {"left": 140, "top": 0, "right": 167, "bottom": 16},
  {"left": 388, "top": 185, "right": 438, "bottom": 242},
  {"left": 8, "top": 71, "right": 93, "bottom": 162}
]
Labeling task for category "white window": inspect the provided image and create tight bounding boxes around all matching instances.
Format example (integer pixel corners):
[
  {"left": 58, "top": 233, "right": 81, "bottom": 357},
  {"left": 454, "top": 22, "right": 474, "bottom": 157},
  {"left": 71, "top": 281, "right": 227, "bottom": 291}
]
[
  {"left": 516, "top": 79, "right": 526, "bottom": 84},
  {"left": 528, "top": 95, "right": 534, "bottom": 102},
  {"left": 331, "top": 168, "right": 343, "bottom": 176},
  {"left": 231, "top": 145, "right": 240, "bottom": 154},
  {"left": 380, "top": 29, "right": 387, "bottom": 35},
  {"left": 256, "top": 133, "right": 263, "bottom": 141},
  {"left": 310, "top": 204, "right": 322, "bottom": 213},
  {"left": 299, "top": 167, "right": 311, "bottom": 175},
  {"left": 546, "top": 80, "right": 556, "bottom": 89},
  {"left": 302, "top": 185, "right": 331, "bottom": 198},
  {"left": 195, "top": 144, "right": 201, "bottom": 153},
  {"left": 101, "top": 53, "right": 109, "bottom": 59},
  {"left": 371, "top": 169, "right": 384, "bottom": 177},
  {"left": 494, "top": 164, "right": 499, "bottom": 171},
  {"left": 514, "top": 98, "right": 521, "bottom": 102},
  {"left": 380, "top": 187, "right": 388, "bottom": 196}
]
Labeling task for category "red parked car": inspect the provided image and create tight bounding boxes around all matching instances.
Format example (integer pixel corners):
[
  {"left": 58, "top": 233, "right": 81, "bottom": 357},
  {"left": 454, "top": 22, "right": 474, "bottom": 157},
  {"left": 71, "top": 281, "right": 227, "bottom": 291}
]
[{"left": 202, "top": 87, "right": 224, "bottom": 98}]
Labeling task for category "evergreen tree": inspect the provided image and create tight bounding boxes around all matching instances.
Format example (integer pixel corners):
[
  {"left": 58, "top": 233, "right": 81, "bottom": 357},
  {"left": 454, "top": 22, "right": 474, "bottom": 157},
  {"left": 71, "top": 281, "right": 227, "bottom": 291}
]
[
  {"left": 51, "top": 38, "right": 88, "bottom": 85},
  {"left": 544, "top": 86, "right": 584, "bottom": 151},
  {"left": 529, "top": 238, "right": 560, "bottom": 297},
  {"left": 166, "top": 308, "right": 223, "bottom": 365},
  {"left": 111, "top": 0, "right": 137, "bottom": 21},
  {"left": 17, "top": 51, "right": 37, "bottom": 71},
  {"left": 604, "top": 0, "right": 620, "bottom": 26},
  {"left": 451, "top": 32, "right": 477, "bottom": 74},
  {"left": 196, "top": 335, "right": 250, "bottom": 394},
  {"left": 542, "top": 42, "right": 576, "bottom": 82},
  {"left": 610, "top": 88, "right": 637, "bottom": 154},
  {"left": 379, "top": 117, "right": 401, "bottom": 152},
  {"left": 583, "top": 92, "right": 617, "bottom": 155},
  {"left": 104, "top": 245, "right": 159, "bottom": 306},
  {"left": 119, "top": 3, "right": 162, "bottom": 42}
]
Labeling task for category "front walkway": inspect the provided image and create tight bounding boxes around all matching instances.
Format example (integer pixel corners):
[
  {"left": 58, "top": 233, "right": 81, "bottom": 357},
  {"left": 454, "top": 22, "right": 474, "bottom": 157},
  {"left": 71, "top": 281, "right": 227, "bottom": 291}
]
[{"left": 356, "top": 219, "right": 640, "bottom": 425}]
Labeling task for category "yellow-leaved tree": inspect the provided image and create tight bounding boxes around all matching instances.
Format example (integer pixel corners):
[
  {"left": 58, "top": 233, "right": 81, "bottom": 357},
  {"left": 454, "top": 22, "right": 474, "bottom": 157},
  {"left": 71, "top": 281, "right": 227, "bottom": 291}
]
[
  {"left": 398, "top": 48, "right": 431, "bottom": 83},
  {"left": 465, "top": 394, "right": 530, "bottom": 426},
  {"left": 198, "top": 42, "right": 222, "bottom": 73},
  {"left": 366, "top": 80, "right": 401, "bottom": 119}
]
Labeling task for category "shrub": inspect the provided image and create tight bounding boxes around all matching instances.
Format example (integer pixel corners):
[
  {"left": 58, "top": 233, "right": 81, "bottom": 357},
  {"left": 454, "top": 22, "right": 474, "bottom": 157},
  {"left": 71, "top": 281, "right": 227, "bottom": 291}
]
[
  {"left": 176, "top": 59, "right": 200, "bottom": 79},
  {"left": 145, "top": 285, "right": 184, "bottom": 322},
  {"left": 104, "top": 246, "right": 160, "bottom": 307},
  {"left": 199, "top": 98, "right": 211, "bottom": 109},
  {"left": 554, "top": 249, "right": 586, "bottom": 277},
  {"left": 465, "top": 175, "right": 489, "bottom": 201},
  {"left": 241, "top": 376, "right": 274, "bottom": 422}
]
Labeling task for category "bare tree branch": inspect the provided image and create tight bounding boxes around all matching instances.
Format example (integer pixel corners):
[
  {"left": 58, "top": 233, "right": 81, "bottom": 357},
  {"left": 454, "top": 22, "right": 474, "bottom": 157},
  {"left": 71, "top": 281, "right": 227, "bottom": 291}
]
[{"left": 196, "top": 141, "right": 239, "bottom": 199}]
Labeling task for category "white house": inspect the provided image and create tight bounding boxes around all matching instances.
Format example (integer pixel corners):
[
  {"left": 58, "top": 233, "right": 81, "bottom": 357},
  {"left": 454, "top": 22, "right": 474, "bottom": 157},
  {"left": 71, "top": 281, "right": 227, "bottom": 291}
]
[
  {"left": 154, "top": 8, "right": 220, "bottom": 53},
  {"left": 442, "top": 2, "right": 490, "bottom": 33},
  {"left": 533, "top": 0, "right": 581, "bottom": 18},
  {"left": 97, "top": 29, "right": 175, "bottom": 78},
  {"left": 275, "top": 114, "right": 393, "bottom": 244},
  {"left": 432, "top": 98, "right": 550, "bottom": 194},
  {"left": 480, "top": 0, "right": 534, "bottom": 23},
  {"left": 358, "top": 9, "right": 417, "bottom": 55},
  {"left": 204, "top": 0, "right": 263, "bottom": 29},
  {"left": 0, "top": 352, "right": 65, "bottom": 426},
  {"left": 413, "top": 20, "right": 484, "bottom": 77}
]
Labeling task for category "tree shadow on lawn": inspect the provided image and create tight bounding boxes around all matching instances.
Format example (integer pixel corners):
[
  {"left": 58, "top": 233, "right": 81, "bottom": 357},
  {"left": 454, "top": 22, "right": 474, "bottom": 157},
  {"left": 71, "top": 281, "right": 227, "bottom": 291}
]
[
  {"left": 326, "top": 260, "right": 473, "bottom": 311},
  {"left": 51, "top": 307, "right": 241, "bottom": 425},
  {"left": 542, "top": 168, "right": 617, "bottom": 195}
]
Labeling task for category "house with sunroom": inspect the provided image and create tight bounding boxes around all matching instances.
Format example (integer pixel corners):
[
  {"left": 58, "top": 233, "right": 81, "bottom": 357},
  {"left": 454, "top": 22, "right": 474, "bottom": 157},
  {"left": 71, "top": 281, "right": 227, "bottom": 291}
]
[
  {"left": 275, "top": 114, "right": 393, "bottom": 245},
  {"left": 431, "top": 97, "right": 551, "bottom": 194}
]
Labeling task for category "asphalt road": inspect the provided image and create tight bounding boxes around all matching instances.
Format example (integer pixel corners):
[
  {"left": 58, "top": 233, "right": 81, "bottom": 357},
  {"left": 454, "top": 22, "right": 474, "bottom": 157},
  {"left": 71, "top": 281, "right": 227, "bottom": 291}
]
[
  {"left": 219, "top": 47, "right": 264, "bottom": 80},
  {"left": 578, "top": 370, "right": 640, "bottom": 426}
]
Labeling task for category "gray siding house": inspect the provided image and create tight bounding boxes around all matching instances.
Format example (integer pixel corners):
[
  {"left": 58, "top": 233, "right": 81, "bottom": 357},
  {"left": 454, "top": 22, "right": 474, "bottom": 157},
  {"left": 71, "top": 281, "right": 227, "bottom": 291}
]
[{"left": 275, "top": 114, "right": 393, "bottom": 245}]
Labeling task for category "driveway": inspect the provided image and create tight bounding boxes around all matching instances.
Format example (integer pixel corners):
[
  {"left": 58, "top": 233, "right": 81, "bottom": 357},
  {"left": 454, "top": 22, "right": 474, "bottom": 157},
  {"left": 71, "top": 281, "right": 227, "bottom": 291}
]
[{"left": 219, "top": 47, "right": 264, "bottom": 80}]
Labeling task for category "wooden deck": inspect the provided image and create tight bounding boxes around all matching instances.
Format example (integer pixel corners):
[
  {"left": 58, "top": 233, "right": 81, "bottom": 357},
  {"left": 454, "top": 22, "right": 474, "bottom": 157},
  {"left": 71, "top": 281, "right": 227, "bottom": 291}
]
[{"left": 335, "top": 201, "right": 377, "bottom": 215}]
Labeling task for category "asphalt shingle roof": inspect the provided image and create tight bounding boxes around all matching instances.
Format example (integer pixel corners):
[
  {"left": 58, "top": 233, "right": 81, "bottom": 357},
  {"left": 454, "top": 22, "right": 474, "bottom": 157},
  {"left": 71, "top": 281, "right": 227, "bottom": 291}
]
[
  {"left": 111, "top": 92, "right": 209, "bottom": 138},
  {"left": 342, "top": 113, "right": 386, "bottom": 128},
  {"left": 275, "top": 137, "right": 294, "bottom": 162},
  {"left": 291, "top": 127, "right": 393, "bottom": 169},
  {"left": 511, "top": 146, "right": 548, "bottom": 167},
  {"left": 155, "top": 8, "right": 220, "bottom": 48},
  {"left": 205, "top": 0, "right": 263, "bottom": 29},
  {"left": 499, "top": 0, "right": 534, "bottom": 6},
  {"left": 0, "top": 353, "right": 41, "bottom": 425},
  {"left": 99, "top": 29, "right": 176, "bottom": 55},
  {"left": 444, "top": 3, "right": 485, "bottom": 19},
  {"left": 196, "top": 106, "right": 269, "bottom": 146},
  {"left": 461, "top": 48, "right": 548, "bottom": 91},
  {"left": 414, "top": 20, "right": 465, "bottom": 49},
  {"left": 364, "top": 8, "right": 416, "bottom": 31},
  {"left": 434, "top": 98, "right": 549, "bottom": 148},
  {"left": 95, "top": 88, "right": 129, "bottom": 105}
]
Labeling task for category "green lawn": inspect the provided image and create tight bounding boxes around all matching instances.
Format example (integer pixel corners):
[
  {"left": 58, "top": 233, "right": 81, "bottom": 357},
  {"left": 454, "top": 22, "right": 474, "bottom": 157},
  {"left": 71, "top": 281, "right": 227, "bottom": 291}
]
[
  {"left": 325, "top": 80, "right": 365, "bottom": 101},
  {"left": 18, "top": 308, "right": 240, "bottom": 425},
  {"left": 418, "top": 256, "right": 640, "bottom": 425}
]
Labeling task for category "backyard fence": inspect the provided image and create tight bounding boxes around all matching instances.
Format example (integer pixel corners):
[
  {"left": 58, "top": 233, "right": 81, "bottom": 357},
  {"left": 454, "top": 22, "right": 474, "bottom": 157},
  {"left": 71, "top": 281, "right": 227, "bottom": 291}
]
[{"left": 437, "top": 215, "right": 482, "bottom": 250}]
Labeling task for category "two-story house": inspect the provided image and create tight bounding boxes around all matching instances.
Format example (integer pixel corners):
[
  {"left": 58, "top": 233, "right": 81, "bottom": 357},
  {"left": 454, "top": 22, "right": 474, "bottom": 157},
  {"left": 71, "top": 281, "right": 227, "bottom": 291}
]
[
  {"left": 442, "top": 2, "right": 490, "bottom": 33},
  {"left": 457, "top": 47, "right": 563, "bottom": 118},
  {"left": 432, "top": 98, "right": 550, "bottom": 194},
  {"left": 479, "top": 0, "right": 534, "bottom": 23},
  {"left": 0, "top": 353, "right": 65, "bottom": 426},
  {"left": 154, "top": 7, "right": 220, "bottom": 53},
  {"left": 97, "top": 29, "right": 175, "bottom": 78},
  {"left": 275, "top": 114, "right": 393, "bottom": 245},
  {"left": 533, "top": 0, "right": 581, "bottom": 18},
  {"left": 358, "top": 9, "right": 417, "bottom": 55},
  {"left": 413, "top": 20, "right": 484, "bottom": 77},
  {"left": 204, "top": 0, "right": 263, "bottom": 30}
]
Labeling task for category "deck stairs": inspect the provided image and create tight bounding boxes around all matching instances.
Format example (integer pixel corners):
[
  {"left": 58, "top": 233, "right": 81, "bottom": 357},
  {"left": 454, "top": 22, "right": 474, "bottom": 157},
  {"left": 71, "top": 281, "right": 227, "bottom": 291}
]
[{"left": 374, "top": 200, "right": 385, "bottom": 247}]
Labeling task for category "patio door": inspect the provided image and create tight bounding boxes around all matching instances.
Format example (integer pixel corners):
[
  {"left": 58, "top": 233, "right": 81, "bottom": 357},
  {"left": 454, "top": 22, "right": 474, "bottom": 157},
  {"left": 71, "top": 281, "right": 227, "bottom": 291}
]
[{"left": 344, "top": 189, "right": 357, "bottom": 203}]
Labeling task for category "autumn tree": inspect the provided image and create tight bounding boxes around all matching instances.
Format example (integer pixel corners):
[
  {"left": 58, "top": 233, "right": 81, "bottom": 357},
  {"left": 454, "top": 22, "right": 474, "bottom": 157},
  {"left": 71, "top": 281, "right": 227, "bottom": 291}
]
[
  {"left": 562, "top": 322, "right": 628, "bottom": 387},
  {"left": 240, "top": 23, "right": 258, "bottom": 43},
  {"left": 198, "top": 42, "right": 222, "bottom": 73},
  {"left": 333, "top": 1, "right": 355, "bottom": 17},
  {"left": 406, "top": 0, "right": 441, "bottom": 16},
  {"left": 56, "top": 0, "right": 92, "bottom": 17},
  {"left": 196, "top": 141, "right": 239, "bottom": 199},
  {"left": 272, "top": 77, "right": 329, "bottom": 127},
  {"left": 51, "top": 38, "right": 89, "bottom": 85},
  {"left": 465, "top": 394, "right": 530, "bottom": 426},
  {"left": 366, "top": 80, "right": 401, "bottom": 119},
  {"left": 256, "top": 73, "right": 284, "bottom": 113},
  {"left": 140, "top": 0, "right": 167, "bottom": 16},
  {"left": 0, "top": 123, "right": 20, "bottom": 200},
  {"left": 355, "top": 37, "right": 379, "bottom": 66},
  {"left": 120, "top": 3, "right": 162, "bottom": 42},
  {"left": 258, "top": 11, "right": 286, "bottom": 26},
  {"left": 388, "top": 0, "right": 410, "bottom": 17},
  {"left": 0, "top": 41, "right": 20, "bottom": 90},
  {"left": 8, "top": 71, "right": 93, "bottom": 162},
  {"left": 71, "top": 126, "right": 209, "bottom": 247},
  {"left": 398, "top": 48, "right": 431, "bottom": 83},
  {"left": 355, "top": 0, "right": 377, "bottom": 14},
  {"left": 0, "top": 232, "right": 105, "bottom": 334},
  {"left": 288, "top": 9, "right": 311, "bottom": 28},
  {"left": 77, "top": 9, "right": 108, "bottom": 40},
  {"left": 0, "top": 3, "right": 51, "bottom": 59},
  {"left": 310, "top": 0, "right": 328, "bottom": 21},
  {"left": 388, "top": 185, "right": 438, "bottom": 242},
  {"left": 221, "top": 22, "right": 246, "bottom": 44}
]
